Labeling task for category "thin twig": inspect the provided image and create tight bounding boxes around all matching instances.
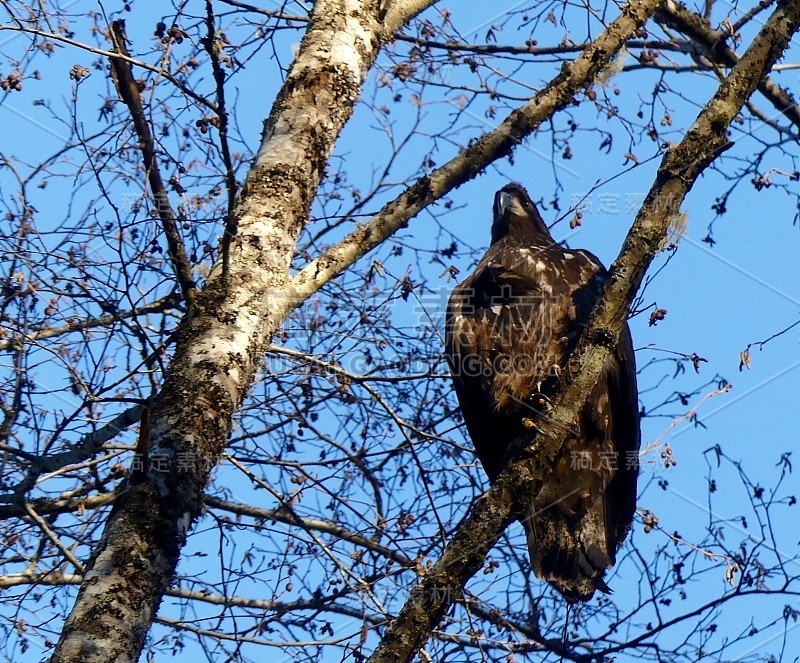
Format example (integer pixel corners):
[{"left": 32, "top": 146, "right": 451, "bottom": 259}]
[
  {"left": 108, "top": 20, "right": 197, "bottom": 309},
  {"left": 203, "top": 1, "right": 240, "bottom": 279},
  {"left": 24, "top": 503, "right": 86, "bottom": 574},
  {"left": 0, "top": 24, "right": 217, "bottom": 112}
]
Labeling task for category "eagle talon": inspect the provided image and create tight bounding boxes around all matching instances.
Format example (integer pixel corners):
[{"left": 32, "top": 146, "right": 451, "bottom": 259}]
[{"left": 528, "top": 392, "right": 553, "bottom": 411}]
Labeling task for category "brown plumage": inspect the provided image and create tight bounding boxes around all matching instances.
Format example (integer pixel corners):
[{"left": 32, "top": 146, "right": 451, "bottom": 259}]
[{"left": 445, "top": 183, "right": 640, "bottom": 602}]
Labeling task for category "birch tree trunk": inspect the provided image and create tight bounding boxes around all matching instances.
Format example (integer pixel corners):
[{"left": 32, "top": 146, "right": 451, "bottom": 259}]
[
  {"left": 44, "top": 0, "right": 666, "bottom": 659},
  {"left": 35, "top": 0, "right": 800, "bottom": 660},
  {"left": 48, "top": 1, "right": 436, "bottom": 661}
]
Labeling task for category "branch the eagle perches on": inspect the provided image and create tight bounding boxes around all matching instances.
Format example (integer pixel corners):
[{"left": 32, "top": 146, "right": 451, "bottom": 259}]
[{"left": 368, "top": 1, "right": 800, "bottom": 661}]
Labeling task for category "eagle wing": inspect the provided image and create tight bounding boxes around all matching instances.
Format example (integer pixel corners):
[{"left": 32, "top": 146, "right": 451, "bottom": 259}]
[{"left": 446, "top": 240, "right": 575, "bottom": 479}]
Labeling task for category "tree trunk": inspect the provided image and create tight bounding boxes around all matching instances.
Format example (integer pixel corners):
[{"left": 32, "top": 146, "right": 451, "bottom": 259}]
[{"left": 48, "top": 1, "right": 435, "bottom": 661}]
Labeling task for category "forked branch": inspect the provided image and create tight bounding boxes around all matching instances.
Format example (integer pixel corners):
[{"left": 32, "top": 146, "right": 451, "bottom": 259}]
[{"left": 367, "top": 2, "right": 800, "bottom": 661}]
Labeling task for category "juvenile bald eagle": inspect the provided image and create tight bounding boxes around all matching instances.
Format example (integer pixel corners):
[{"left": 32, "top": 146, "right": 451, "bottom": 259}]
[{"left": 445, "top": 183, "right": 639, "bottom": 602}]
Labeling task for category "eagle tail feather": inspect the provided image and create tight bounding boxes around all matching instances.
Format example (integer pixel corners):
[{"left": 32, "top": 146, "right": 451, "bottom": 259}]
[
  {"left": 595, "top": 577, "right": 613, "bottom": 595},
  {"left": 522, "top": 502, "right": 614, "bottom": 603}
]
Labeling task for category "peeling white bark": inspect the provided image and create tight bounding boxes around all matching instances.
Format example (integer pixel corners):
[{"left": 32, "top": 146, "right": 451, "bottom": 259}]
[{"left": 48, "top": 1, "right": 439, "bottom": 661}]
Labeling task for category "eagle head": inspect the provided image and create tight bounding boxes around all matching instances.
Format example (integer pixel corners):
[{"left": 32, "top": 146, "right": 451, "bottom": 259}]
[{"left": 491, "top": 183, "right": 551, "bottom": 244}]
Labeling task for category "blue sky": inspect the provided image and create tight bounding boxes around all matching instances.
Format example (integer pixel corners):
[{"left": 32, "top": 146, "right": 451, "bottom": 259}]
[{"left": 2, "top": 1, "right": 800, "bottom": 661}]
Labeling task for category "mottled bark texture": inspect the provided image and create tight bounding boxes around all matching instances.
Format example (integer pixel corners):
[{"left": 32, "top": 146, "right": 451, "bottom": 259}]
[
  {"left": 366, "top": 2, "right": 800, "bottom": 662},
  {"left": 48, "top": 1, "right": 436, "bottom": 661}
]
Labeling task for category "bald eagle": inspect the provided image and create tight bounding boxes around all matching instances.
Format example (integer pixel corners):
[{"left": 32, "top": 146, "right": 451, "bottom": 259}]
[{"left": 445, "top": 183, "right": 640, "bottom": 602}]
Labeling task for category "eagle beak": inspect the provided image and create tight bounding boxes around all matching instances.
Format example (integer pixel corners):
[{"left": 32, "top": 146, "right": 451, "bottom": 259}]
[
  {"left": 498, "top": 191, "right": 514, "bottom": 212},
  {"left": 495, "top": 191, "right": 516, "bottom": 219}
]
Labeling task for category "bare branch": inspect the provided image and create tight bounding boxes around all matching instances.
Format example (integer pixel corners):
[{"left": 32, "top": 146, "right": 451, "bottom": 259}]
[
  {"left": 205, "top": 495, "right": 414, "bottom": 568},
  {"left": 0, "top": 24, "right": 217, "bottom": 111},
  {"left": 0, "top": 294, "right": 181, "bottom": 352},
  {"left": 367, "top": 1, "right": 800, "bottom": 660},
  {"left": 49, "top": 2, "right": 434, "bottom": 661},
  {"left": 203, "top": 1, "right": 240, "bottom": 278},
  {"left": 657, "top": 0, "right": 800, "bottom": 132},
  {"left": 24, "top": 503, "right": 85, "bottom": 574},
  {"left": 284, "top": 0, "right": 663, "bottom": 320},
  {"left": 0, "top": 491, "right": 119, "bottom": 519},
  {"left": 0, "top": 404, "right": 143, "bottom": 503},
  {"left": 109, "top": 20, "right": 197, "bottom": 308},
  {"left": 395, "top": 34, "right": 695, "bottom": 56}
]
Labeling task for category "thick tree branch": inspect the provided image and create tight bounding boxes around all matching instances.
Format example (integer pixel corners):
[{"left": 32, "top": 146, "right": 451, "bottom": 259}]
[
  {"left": 283, "top": 0, "right": 663, "bottom": 315},
  {"left": 733, "top": 0, "right": 778, "bottom": 31},
  {"left": 48, "top": 2, "right": 429, "bottom": 661},
  {"left": 657, "top": 0, "right": 800, "bottom": 131},
  {"left": 380, "top": 0, "right": 440, "bottom": 34},
  {"left": 366, "top": 1, "right": 800, "bottom": 661}
]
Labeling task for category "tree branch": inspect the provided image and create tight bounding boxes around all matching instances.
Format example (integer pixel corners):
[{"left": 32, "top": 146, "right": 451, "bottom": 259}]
[
  {"left": 202, "top": 1, "right": 240, "bottom": 278},
  {"left": 0, "top": 491, "right": 119, "bottom": 519},
  {"left": 204, "top": 495, "right": 414, "bottom": 568},
  {"left": 24, "top": 503, "right": 86, "bottom": 574},
  {"left": 48, "top": 2, "right": 430, "bottom": 661},
  {"left": 380, "top": 0, "right": 440, "bottom": 34},
  {"left": 282, "top": 0, "right": 662, "bottom": 321},
  {"left": 0, "top": 294, "right": 181, "bottom": 351},
  {"left": 395, "top": 33, "right": 695, "bottom": 56},
  {"left": 0, "top": 25, "right": 217, "bottom": 112},
  {"left": 0, "top": 404, "right": 143, "bottom": 504},
  {"left": 109, "top": 20, "right": 197, "bottom": 309},
  {"left": 656, "top": 0, "right": 800, "bottom": 132},
  {"left": 0, "top": 571, "right": 386, "bottom": 623},
  {"left": 366, "top": 1, "right": 800, "bottom": 660}
]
